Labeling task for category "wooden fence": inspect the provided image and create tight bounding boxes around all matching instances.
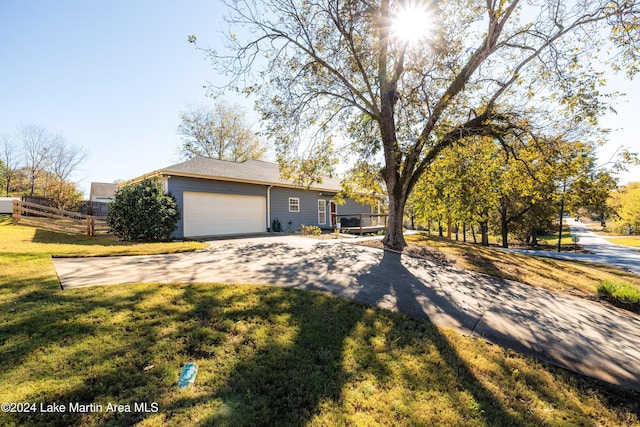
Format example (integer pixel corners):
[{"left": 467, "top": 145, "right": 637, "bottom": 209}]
[{"left": 12, "top": 200, "right": 108, "bottom": 236}]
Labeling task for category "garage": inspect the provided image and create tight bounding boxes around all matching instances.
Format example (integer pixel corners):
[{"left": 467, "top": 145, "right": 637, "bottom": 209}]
[{"left": 183, "top": 192, "right": 266, "bottom": 237}]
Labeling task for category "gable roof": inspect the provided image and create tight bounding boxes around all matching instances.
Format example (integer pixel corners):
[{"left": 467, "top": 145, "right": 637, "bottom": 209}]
[{"left": 131, "top": 158, "right": 344, "bottom": 192}]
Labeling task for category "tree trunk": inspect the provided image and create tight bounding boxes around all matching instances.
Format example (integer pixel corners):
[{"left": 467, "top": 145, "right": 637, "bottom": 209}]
[
  {"left": 557, "top": 194, "right": 565, "bottom": 253},
  {"left": 500, "top": 203, "right": 509, "bottom": 248},
  {"left": 500, "top": 221, "right": 509, "bottom": 248},
  {"left": 479, "top": 221, "right": 489, "bottom": 246},
  {"left": 382, "top": 193, "right": 407, "bottom": 250}
]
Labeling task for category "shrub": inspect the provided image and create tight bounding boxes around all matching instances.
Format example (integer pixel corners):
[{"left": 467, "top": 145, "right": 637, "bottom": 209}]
[
  {"left": 107, "top": 179, "right": 180, "bottom": 241},
  {"left": 597, "top": 280, "right": 640, "bottom": 313},
  {"left": 301, "top": 224, "right": 322, "bottom": 235}
]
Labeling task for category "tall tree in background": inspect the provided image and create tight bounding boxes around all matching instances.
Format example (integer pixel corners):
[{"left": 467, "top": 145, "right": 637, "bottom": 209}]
[
  {"left": 193, "top": 0, "right": 639, "bottom": 250},
  {"left": 9, "top": 124, "right": 87, "bottom": 204},
  {"left": 20, "top": 123, "right": 57, "bottom": 196},
  {"left": 607, "top": 182, "right": 640, "bottom": 234},
  {"left": 48, "top": 139, "right": 88, "bottom": 209},
  {"left": 177, "top": 102, "right": 266, "bottom": 162},
  {"left": 1, "top": 134, "right": 20, "bottom": 196},
  {"left": 565, "top": 167, "right": 618, "bottom": 225}
]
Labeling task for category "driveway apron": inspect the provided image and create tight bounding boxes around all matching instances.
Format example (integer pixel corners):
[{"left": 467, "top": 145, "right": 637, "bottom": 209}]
[{"left": 53, "top": 236, "right": 640, "bottom": 392}]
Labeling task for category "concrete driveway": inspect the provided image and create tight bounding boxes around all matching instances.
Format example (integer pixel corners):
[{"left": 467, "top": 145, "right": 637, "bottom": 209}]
[{"left": 53, "top": 235, "right": 640, "bottom": 392}]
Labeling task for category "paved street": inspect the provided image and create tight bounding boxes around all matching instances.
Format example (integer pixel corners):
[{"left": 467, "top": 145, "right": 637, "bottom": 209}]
[{"left": 54, "top": 235, "right": 640, "bottom": 392}]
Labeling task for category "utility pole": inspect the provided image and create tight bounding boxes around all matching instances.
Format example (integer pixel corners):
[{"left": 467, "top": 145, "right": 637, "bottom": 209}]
[{"left": 557, "top": 180, "right": 566, "bottom": 253}]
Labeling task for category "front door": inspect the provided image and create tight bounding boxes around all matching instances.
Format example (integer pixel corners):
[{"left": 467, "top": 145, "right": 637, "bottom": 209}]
[{"left": 329, "top": 201, "right": 337, "bottom": 226}]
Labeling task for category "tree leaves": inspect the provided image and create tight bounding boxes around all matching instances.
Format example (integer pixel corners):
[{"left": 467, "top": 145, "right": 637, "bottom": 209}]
[{"left": 177, "top": 102, "right": 266, "bottom": 162}]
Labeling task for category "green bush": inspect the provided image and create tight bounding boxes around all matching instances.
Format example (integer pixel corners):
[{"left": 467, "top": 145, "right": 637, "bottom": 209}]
[
  {"left": 597, "top": 280, "right": 640, "bottom": 313},
  {"left": 107, "top": 179, "right": 180, "bottom": 241}
]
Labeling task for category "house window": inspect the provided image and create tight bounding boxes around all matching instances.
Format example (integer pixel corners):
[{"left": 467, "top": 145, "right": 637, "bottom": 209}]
[
  {"left": 318, "top": 200, "right": 326, "bottom": 225},
  {"left": 289, "top": 197, "right": 300, "bottom": 212}
]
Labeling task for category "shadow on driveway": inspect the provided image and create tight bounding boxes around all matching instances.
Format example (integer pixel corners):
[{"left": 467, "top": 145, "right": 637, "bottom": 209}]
[{"left": 53, "top": 238, "right": 640, "bottom": 392}]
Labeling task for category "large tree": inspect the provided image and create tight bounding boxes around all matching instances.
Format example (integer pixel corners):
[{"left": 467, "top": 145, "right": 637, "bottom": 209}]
[
  {"left": 193, "top": 0, "right": 640, "bottom": 250},
  {"left": 177, "top": 101, "right": 266, "bottom": 162},
  {"left": 19, "top": 123, "right": 58, "bottom": 196}
]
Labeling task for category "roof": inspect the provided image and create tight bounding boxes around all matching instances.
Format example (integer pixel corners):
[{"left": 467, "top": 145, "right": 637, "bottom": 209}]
[
  {"left": 89, "top": 182, "right": 118, "bottom": 199},
  {"left": 132, "top": 158, "right": 344, "bottom": 192}
]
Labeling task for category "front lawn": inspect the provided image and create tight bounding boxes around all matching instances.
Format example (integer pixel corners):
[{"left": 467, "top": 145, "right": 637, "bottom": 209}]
[
  {"left": 1, "top": 220, "right": 639, "bottom": 426},
  {"left": 0, "top": 215, "right": 207, "bottom": 257},
  {"left": 605, "top": 236, "right": 640, "bottom": 247}
]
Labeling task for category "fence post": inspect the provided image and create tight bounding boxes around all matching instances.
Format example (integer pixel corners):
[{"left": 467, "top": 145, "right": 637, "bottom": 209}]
[
  {"left": 12, "top": 200, "right": 21, "bottom": 224},
  {"left": 87, "top": 216, "right": 96, "bottom": 236}
]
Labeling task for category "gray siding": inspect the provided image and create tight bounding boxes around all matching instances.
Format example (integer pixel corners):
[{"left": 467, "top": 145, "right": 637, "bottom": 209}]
[
  {"left": 270, "top": 187, "right": 329, "bottom": 230},
  {"left": 167, "top": 176, "right": 268, "bottom": 238},
  {"left": 337, "top": 199, "right": 373, "bottom": 215},
  {"left": 166, "top": 175, "right": 375, "bottom": 237}
]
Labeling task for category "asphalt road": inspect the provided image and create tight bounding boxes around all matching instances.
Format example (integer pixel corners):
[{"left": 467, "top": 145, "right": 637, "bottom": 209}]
[{"left": 53, "top": 235, "right": 640, "bottom": 392}]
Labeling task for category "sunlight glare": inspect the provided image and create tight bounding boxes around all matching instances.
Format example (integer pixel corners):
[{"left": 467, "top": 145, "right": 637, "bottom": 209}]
[{"left": 392, "top": 1, "right": 432, "bottom": 43}]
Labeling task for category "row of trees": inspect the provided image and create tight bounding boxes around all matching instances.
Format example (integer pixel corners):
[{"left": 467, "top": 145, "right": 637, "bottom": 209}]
[
  {"left": 405, "top": 135, "right": 621, "bottom": 247},
  {"left": 0, "top": 123, "right": 87, "bottom": 209}
]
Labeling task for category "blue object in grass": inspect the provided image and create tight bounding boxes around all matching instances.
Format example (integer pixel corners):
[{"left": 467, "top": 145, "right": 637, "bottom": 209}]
[{"left": 178, "top": 362, "right": 198, "bottom": 389}]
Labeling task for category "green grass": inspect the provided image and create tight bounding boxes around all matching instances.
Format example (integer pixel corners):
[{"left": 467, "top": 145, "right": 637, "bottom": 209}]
[
  {"left": 533, "top": 232, "right": 575, "bottom": 248},
  {"left": 598, "top": 280, "right": 640, "bottom": 313},
  {"left": 0, "top": 215, "right": 208, "bottom": 256},
  {"left": 1, "top": 219, "right": 639, "bottom": 425},
  {"left": 605, "top": 236, "right": 640, "bottom": 247}
]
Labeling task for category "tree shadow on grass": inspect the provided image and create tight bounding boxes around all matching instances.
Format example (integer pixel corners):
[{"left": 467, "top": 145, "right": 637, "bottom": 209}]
[
  {"left": 197, "top": 288, "right": 369, "bottom": 425},
  {"left": 153, "top": 250, "right": 540, "bottom": 425},
  {"left": 30, "top": 228, "right": 122, "bottom": 247},
  {"left": 351, "top": 250, "right": 528, "bottom": 425}
]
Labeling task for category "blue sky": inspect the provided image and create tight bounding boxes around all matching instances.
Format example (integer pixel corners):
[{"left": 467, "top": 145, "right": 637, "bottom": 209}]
[{"left": 1, "top": 1, "right": 638, "bottom": 197}]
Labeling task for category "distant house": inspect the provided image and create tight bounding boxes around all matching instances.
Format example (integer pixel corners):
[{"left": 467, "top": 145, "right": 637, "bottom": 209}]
[
  {"left": 0, "top": 197, "right": 20, "bottom": 214},
  {"left": 89, "top": 182, "right": 118, "bottom": 203},
  {"left": 126, "top": 158, "right": 379, "bottom": 239}
]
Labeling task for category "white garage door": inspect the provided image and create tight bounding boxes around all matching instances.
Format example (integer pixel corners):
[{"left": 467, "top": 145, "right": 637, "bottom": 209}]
[{"left": 183, "top": 192, "right": 266, "bottom": 237}]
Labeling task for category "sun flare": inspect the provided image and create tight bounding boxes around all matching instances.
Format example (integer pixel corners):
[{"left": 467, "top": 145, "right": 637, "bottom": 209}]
[{"left": 392, "top": 1, "right": 432, "bottom": 43}]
